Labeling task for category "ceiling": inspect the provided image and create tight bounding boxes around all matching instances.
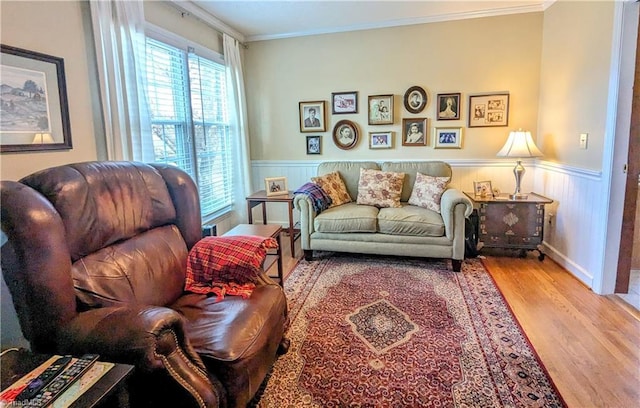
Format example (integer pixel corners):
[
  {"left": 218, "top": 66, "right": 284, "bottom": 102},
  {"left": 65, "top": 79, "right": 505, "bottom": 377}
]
[{"left": 183, "top": 0, "right": 552, "bottom": 42}]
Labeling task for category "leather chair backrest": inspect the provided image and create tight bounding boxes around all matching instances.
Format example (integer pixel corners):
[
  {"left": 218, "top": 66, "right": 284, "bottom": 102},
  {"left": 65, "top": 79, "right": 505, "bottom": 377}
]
[{"left": 1, "top": 161, "right": 202, "bottom": 350}]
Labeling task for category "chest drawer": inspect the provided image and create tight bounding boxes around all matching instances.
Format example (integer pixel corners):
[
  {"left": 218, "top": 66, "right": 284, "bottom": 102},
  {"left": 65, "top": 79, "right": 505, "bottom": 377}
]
[{"left": 479, "top": 202, "right": 546, "bottom": 249}]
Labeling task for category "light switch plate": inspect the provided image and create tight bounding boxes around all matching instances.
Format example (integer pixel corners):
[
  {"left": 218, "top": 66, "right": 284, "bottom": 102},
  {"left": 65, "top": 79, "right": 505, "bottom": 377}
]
[{"left": 579, "top": 133, "right": 588, "bottom": 149}]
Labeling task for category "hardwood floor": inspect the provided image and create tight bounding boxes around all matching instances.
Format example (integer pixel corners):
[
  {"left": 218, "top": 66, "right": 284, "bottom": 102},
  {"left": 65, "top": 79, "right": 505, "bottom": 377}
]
[
  {"left": 274, "top": 241, "right": 640, "bottom": 407},
  {"left": 483, "top": 254, "right": 639, "bottom": 407}
]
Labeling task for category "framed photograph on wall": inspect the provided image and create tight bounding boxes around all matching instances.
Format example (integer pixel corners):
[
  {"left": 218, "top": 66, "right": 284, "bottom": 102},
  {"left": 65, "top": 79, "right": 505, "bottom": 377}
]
[
  {"left": 265, "top": 177, "right": 289, "bottom": 196},
  {"left": 0, "top": 44, "right": 73, "bottom": 153},
  {"left": 436, "top": 93, "right": 461, "bottom": 121},
  {"left": 306, "top": 135, "right": 321, "bottom": 154},
  {"left": 473, "top": 180, "right": 493, "bottom": 198},
  {"left": 401, "top": 118, "right": 428, "bottom": 146},
  {"left": 368, "top": 94, "right": 393, "bottom": 125},
  {"left": 403, "top": 86, "right": 427, "bottom": 114},
  {"left": 434, "top": 127, "right": 463, "bottom": 149},
  {"left": 468, "top": 93, "right": 509, "bottom": 127},
  {"left": 369, "top": 131, "right": 393, "bottom": 149},
  {"left": 299, "top": 100, "right": 326, "bottom": 132},
  {"left": 331, "top": 91, "right": 358, "bottom": 114},
  {"left": 333, "top": 119, "right": 358, "bottom": 150}
]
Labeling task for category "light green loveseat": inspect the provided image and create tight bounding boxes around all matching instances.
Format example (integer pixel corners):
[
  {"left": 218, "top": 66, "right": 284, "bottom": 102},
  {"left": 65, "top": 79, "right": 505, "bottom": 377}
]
[{"left": 293, "top": 161, "right": 473, "bottom": 271}]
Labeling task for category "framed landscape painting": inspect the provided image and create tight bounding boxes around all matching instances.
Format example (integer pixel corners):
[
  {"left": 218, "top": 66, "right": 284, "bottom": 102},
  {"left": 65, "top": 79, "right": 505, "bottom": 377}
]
[{"left": 0, "top": 44, "right": 72, "bottom": 152}]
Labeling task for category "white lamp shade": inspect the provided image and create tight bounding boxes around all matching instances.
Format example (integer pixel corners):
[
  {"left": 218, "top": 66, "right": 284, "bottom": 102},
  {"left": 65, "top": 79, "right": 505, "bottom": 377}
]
[
  {"left": 496, "top": 130, "right": 543, "bottom": 158},
  {"left": 32, "top": 133, "right": 55, "bottom": 144}
]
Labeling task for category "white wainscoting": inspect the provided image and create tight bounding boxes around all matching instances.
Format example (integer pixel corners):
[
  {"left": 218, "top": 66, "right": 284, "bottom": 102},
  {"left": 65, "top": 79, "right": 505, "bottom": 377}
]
[{"left": 251, "top": 159, "right": 604, "bottom": 289}]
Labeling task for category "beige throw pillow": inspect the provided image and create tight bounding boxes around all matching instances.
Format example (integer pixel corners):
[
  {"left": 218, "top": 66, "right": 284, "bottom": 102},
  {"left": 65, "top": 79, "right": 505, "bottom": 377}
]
[
  {"left": 311, "top": 171, "right": 352, "bottom": 207},
  {"left": 356, "top": 168, "right": 405, "bottom": 208},
  {"left": 408, "top": 172, "right": 450, "bottom": 213}
]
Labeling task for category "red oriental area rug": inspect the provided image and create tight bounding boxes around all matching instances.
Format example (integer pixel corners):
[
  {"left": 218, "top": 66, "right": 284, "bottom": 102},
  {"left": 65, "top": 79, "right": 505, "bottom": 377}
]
[{"left": 252, "top": 254, "right": 565, "bottom": 407}]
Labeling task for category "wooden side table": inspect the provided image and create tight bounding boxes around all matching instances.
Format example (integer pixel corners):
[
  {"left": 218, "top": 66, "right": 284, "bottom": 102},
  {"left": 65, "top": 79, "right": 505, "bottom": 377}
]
[
  {"left": 223, "top": 223, "right": 284, "bottom": 287},
  {"left": 464, "top": 192, "right": 553, "bottom": 260},
  {"left": 246, "top": 190, "right": 300, "bottom": 258}
]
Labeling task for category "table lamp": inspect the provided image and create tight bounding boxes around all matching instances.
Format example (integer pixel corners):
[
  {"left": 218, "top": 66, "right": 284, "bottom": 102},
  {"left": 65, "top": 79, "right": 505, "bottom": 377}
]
[
  {"left": 496, "top": 129, "right": 543, "bottom": 199},
  {"left": 32, "top": 133, "right": 54, "bottom": 144}
]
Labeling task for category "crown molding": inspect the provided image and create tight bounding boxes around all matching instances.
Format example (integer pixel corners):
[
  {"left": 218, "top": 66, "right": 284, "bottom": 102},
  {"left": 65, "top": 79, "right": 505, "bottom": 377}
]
[
  {"left": 170, "top": 0, "right": 246, "bottom": 43},
  {"left": 246, "top": 3, "right": 546, "bottom": 42}
]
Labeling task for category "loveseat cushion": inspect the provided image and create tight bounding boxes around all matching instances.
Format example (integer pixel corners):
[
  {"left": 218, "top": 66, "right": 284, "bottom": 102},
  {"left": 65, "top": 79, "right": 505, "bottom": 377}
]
[
  {"left": 314, "top": 202, "right": 378, "bottom": 233},
  {"left": 377, "top": 205, "right": 445, "bottom": 237}
]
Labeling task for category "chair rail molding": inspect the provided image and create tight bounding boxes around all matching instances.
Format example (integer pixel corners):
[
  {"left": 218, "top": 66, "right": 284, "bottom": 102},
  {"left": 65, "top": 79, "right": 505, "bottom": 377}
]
[{"left": 251, "top": 159, "right": 603, "bottom": 290}]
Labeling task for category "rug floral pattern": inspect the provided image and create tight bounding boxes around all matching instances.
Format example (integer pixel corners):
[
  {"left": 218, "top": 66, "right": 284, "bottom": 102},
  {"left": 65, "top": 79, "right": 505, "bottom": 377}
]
[{"left": 253, "top": 255, "right": 565, "bottom": 407}]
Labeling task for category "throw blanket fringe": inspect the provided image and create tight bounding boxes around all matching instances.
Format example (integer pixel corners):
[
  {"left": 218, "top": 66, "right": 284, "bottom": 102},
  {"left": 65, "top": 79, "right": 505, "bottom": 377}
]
[
  {"left": 188, "top": 281, "right": 256, "bottom": 302},
  {"left": 294, "top": 182, "right": 332, "bottom": 213}
]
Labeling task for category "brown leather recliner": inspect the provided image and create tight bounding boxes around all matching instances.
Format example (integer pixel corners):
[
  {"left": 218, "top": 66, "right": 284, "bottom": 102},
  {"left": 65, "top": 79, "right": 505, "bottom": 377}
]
[{"left": 1, "top": 161, "right": 289, "bottom": 407}]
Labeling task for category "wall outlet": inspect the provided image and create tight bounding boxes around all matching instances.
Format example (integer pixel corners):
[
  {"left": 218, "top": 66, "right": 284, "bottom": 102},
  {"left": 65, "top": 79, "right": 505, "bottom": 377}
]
[{"left": 579, "top": 133, "right": 588, "bottom": 149}]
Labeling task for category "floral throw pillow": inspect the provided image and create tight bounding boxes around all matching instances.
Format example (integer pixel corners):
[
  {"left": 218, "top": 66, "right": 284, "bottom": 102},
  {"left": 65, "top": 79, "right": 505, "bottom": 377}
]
[
  {"left": 356, "top": 168, "right": 405, "bottom": 208},
  {"left": 408, "top": 172, "right": 450, "bottom": 213},
  {"left": 311, "top": 171, "right": 352, "bottom": 207}
]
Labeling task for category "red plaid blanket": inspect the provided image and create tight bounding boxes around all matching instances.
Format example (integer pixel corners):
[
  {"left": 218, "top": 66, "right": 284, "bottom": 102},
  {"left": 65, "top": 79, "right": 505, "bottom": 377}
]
[{"left": 185, "top": 235, "right": 278, "bottom": 301}]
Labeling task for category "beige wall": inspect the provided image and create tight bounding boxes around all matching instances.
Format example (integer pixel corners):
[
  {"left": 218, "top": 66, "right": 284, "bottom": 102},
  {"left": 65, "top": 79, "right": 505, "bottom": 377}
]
[
  {"left": 537, "top": 0, "right": 614, "bottom": 170},
  {"left": 144, "top": 1, "right": 223, "bottom": 54},
  {"left": 0, "top": 1, "right": 101, "bottom": 181},
  {"left": 0, "top": 1, "right": 221, "bottom": 182},
  {"left": 244, "top": 13, "right": 543, "bottom": 161}
]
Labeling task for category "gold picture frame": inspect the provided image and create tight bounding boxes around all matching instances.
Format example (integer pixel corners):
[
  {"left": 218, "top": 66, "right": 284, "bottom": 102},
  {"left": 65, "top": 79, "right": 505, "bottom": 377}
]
[
  {"left": 265, "top": 177, "right": 289, "bottom": 196},
  {"left": 299, "top": 100, "right": 326, "bottom": 132},
  {"left": 473, "top": 180, "right": 493, "bottom": 197},
  {"left": 368, "top": 94, "right": 393, "bottom": 125},
  {"left": 369, "top": 131, "right": 393, "bottom": 149},
  {"left": 434, "top": 127, "right": 463, "bottom": 149}
]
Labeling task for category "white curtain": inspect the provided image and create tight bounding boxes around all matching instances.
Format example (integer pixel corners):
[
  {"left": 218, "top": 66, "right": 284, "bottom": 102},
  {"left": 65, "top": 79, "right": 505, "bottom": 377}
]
[
  {"left": 224, "top": 34, "right": 253, "bottom": 223},
  {"left": 90, "top": 0, "right": 153, "bottom": 161}
]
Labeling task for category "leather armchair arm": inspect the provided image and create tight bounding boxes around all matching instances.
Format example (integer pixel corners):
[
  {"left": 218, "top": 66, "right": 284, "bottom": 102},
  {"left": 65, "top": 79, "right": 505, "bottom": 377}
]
[
  {"left": 58, "top": 305, "right": 224, "bottom": 408},
  {"left": 293, "top": 194, "right": 315, "bottom": 250}
]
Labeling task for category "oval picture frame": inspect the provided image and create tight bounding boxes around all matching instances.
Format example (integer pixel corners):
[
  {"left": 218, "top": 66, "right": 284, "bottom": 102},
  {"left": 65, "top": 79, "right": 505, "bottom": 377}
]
[
  {"left": 333, "top": 119, "right": 359, "bottom": 150},
  {"left": 404, "top": 86, "right": 427, "bottom": 114}
]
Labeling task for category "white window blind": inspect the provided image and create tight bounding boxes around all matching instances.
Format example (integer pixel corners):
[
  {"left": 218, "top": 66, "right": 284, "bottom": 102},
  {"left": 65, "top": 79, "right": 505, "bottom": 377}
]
[{"left": 145, "top": 37, "right": 233, "bottom": 217}]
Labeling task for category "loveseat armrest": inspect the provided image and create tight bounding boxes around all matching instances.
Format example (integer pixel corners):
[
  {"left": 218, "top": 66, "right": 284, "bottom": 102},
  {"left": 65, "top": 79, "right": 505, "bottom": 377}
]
[
  {"left": 293, "top": 194, "right": 316, "bottom": 250},
  {"left": 440, "top": 188, "right": 474, "bottom": 259},
  {"left": 58, "top": 305, "right": 224, "bottom": 408}
]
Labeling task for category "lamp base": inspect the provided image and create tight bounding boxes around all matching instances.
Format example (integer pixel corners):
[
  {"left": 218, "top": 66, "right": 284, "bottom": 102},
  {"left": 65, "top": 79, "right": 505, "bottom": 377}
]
[{"left": 509, "top": 193, "right": 529, "bottom": 200}]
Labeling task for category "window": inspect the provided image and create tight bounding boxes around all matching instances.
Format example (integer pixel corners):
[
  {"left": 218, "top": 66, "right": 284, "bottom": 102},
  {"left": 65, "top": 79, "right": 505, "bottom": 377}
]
[{"left": 145, "top": 37, "right": 232, "bottom": 218}]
